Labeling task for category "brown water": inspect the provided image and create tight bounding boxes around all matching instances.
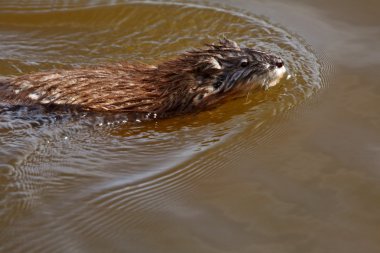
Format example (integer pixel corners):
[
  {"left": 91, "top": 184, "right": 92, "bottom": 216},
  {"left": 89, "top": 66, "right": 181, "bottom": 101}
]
[{"left": 0, "top": 0, "right": 379, "bottom": 252}]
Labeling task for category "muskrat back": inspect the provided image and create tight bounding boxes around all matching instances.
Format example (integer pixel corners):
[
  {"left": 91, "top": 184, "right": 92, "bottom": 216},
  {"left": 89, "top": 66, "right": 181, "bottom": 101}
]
[{"left": 0, "top": 39, "right": 286, "bottom": 118}]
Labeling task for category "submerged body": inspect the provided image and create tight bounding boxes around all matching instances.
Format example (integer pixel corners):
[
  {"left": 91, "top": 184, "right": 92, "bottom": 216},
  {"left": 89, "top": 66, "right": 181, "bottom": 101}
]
[{"left": 0, "top": 39, "right": 286, "bottom": 118}]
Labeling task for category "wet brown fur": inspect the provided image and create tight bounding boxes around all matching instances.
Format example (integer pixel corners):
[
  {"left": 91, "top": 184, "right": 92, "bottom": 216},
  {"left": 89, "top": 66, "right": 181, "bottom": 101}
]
[{"left": 0, "top": 39, "right": 283, "bottom": 117}]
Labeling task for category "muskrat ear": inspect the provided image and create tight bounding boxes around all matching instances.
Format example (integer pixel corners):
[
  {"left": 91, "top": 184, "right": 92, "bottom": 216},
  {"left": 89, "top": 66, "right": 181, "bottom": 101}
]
[
  {"left": 194, "top": 56, "right": 221, "bottom": 76},
  {"left": 207, "top": 57, "right": 222, "bottom": 70}
]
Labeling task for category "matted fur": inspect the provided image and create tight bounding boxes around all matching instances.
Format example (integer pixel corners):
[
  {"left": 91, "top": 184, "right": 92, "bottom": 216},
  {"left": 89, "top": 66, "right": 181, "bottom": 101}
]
[{"left": 0, "top": 39, "right": 285, "bottom": 117}]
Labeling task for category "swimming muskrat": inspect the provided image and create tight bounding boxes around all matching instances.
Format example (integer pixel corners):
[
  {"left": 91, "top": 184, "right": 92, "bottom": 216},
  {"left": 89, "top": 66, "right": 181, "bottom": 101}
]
[{"left": 0, "top": 39, "right": 285, "bottom": 118}]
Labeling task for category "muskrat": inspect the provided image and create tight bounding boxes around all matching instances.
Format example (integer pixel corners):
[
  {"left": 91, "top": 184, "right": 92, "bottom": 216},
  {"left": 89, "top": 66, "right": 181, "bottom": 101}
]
[{"left": 0, "top": 39, "right": 285, "bottom": 118}]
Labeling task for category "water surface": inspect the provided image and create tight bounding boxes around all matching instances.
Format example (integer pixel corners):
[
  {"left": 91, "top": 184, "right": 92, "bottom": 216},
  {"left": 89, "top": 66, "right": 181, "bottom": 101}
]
[{"left": 0, "top": 0, "right": 379, "bottom": 252}]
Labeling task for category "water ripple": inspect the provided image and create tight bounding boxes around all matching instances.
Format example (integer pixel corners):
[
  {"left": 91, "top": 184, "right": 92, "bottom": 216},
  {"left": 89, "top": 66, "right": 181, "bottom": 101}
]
[{"left": 0, "top": 1, "right": 324, "bottom": 252}]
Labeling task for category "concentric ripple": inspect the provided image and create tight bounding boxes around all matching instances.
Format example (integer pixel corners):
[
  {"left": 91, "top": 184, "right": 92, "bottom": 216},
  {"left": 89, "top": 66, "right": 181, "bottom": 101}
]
[{"left": 0, "top": 1, "right": 323, "bottom": 252}]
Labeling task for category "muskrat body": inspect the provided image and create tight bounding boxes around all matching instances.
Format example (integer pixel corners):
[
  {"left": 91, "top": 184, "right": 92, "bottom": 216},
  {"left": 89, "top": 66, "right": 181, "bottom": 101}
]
[{"left": 0, "top": 39, "right": 286, "bottom": 118}]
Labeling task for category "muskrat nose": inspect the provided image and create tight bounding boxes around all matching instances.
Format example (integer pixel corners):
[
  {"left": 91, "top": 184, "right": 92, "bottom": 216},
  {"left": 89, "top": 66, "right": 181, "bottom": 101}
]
[{"left": 275, "top": 59, "right": 284, "bottom": 68}]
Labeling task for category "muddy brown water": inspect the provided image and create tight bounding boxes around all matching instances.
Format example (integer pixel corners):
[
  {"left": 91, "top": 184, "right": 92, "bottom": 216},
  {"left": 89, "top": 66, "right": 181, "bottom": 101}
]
[{"left": 0, "top": 1, "right": 379, "bottom": 252}]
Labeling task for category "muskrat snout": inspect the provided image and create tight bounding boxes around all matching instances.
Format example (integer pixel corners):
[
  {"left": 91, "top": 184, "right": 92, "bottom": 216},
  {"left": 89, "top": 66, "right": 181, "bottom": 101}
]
[
  {"left": 263, "top": 55, "right": 286, "bottom": 89},
  {"left": 274, "top": 58, "right": 284, "bottom": 68}
]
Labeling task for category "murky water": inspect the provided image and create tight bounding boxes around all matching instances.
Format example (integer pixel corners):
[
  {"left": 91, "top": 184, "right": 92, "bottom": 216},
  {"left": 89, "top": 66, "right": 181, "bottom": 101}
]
[{"left": 0, "top": 0, "right": 379, "bottom": 252}]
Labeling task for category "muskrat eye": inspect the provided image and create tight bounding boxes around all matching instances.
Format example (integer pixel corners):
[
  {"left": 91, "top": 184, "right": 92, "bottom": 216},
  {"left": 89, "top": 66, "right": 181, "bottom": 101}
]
[
  {"left": 240, "top": 59, "right": 249, "bottom": 68},
  {"left": 213, "top": 80, "right": 222, "bottom": 89}
]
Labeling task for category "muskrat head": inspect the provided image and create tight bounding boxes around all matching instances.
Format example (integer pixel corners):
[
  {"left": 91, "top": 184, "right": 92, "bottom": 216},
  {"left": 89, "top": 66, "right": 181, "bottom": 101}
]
[{"left": 184, "top": 38, "right": 286, "bottom": 109}]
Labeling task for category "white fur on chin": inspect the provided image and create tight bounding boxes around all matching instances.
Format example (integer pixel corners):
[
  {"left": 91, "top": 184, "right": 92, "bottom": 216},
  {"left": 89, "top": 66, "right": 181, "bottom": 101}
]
[{"left": 267, "top": 65, "right": 286, "bottom": 88}]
